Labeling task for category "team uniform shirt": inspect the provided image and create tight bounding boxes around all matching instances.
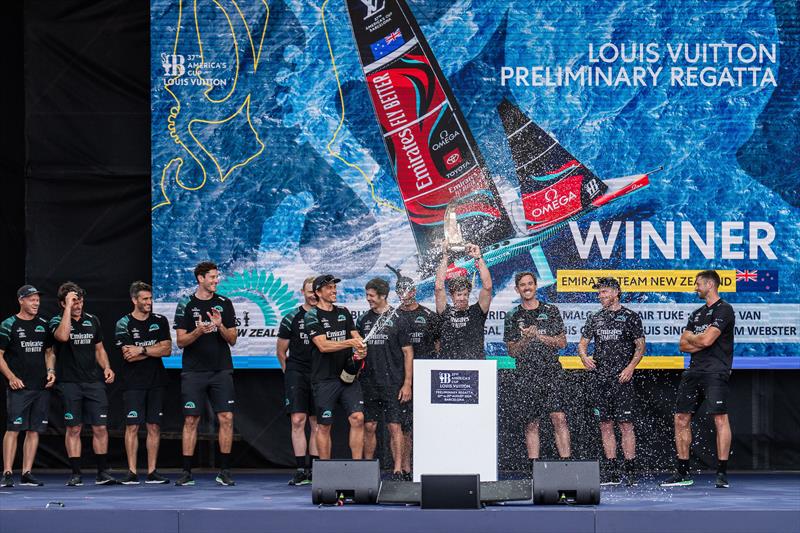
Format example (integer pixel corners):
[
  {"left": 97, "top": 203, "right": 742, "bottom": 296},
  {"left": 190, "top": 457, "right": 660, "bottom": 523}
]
[
  {"left": 50, "top": 313, "right": 104, "bottom": 383},
  {"left": 439, "top": 303, "right": 487, "bottom": 359},
  {"left": 173, "top": 293, "right": 236, "bottom": 371},
  {"left": 397, "top": 305, "right": 439, "bottom": 359},
  {"left": 503, "top": 302, "right": 565, "bottom": 372},
  {"left": 304, "top": 305, "right": 357, "bottom": 384},
  {"left": 684, "top": 299, "right": 735, "bottom": 373},
  {"left": 0, "top": 315, "right": 51, "bottom": 390},
  {"left": 278, "top": 306, "right": 312, "bottom": 373},
  {"left": 357, "top": 308, "right": 412, "bottom": 388},
  {"left": 580, "top": 306, "right": 644, "bottom": 375},
  {"left": 114, "top": 313, "right": 171, "bottom": 390}
]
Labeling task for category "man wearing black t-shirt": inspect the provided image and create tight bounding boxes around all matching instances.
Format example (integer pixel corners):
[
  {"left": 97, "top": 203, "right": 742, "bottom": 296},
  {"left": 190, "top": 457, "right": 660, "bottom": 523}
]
[
  {"left": 504, "top": 272, "right": 570, "bottom": 463},
  {"left": 276, "top": 276, "right": 319, "bottom": 486},
  {"left": 174, "top": 261, "right": 238, "bottom": 487},
  {"left": 357, "top": 278, "right": 413, "bottom": 478},
  {"left": 578, "top": 277, "right": 645, "bottom": 486},
  {"left": 51, "top": 282, "right": 117, "bottom": 487},
  {"left": 304, "top": 274, "right": 366, "bottom": 460},
  {"left": 0, "top": 286, "right": 55, "bottom": 488},
  {"left": 435, "top": 242, "right": 492, "bottom": 359},
  {"left": 662, "top": 270, "right": 736, "bottom": 489},
  {"left": 115, "top": 281, "right": 172, "bottom": 485}
]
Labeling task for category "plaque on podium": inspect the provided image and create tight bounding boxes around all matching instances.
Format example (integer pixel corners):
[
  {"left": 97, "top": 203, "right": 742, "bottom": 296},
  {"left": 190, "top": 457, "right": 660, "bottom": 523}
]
[{"left": 412, "top": 359, "right": 498, "bottom": 482}]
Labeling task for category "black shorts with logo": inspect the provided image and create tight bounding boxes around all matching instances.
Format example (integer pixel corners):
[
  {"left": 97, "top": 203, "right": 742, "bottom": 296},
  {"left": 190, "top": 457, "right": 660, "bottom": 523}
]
[
  {"left": 590, "top": 372, "right": 636, "bottom": 422},
  {"left": 675, "top": 370, "right": 730, "bottom": 415},
  {"left": 313, "top": 379, "right": 364, "bottom": 425},
  {"left": 6, "top": 389, "right": 50, "bottom": 432},
  {"left": 181, "top": 370, "right": 235, "bottom": 416},
  {"left": 58, "top": 382, "right": 108, "bottom": 426},
  {"left": 517, "top": 365, "right": 566, "bottom": 421},
  {"left": 284, "top": 368, "right": 315, "bottom": 415},
  {"left": 362, "top": 383, "right": 411, "bottom": 427},
  {"left": 123, "top": 387, "right": 165, "bottom": 425}
]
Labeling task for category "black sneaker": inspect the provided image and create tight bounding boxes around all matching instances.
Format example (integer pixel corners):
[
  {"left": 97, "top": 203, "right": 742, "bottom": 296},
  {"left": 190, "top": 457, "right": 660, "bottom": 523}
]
[
  {"left": 146, "top": 471, "right": 169, "bottom": 484},
  {"left": 120, "top": 471, "right": 140, "bottom": 485},
  {"left": 660, "top": 473, "right": 694, "bottom": 487},
  {"left": 389, "top": 471, "right": 405, "bottom": 482},
  {"left": 288, "top": 470, "right": 310, "bottom": 486},
  {"left": 600, "top": 472, "right": 622, "bottom": 486},
  {"left": 215, "top": 470, "right": 235, "bottom": 486},
  {"left": 715, "top": 472, "right": 729, "bottom": 488},
  {"left": 95, "top": 470, "right": 119, "bottom": 485},
  {"left": 20, "top": 471, "right": 44, "bottom": 487},
  {"left": 175, "top": 471, "right": 194, "bottom": 486},
  {"left": 66, "top": 474, "right": 83, "bottom": 487},
  {"left": 402, "top": 471, "right": 413, "bottom": 482},
  {"left": 1, "top": 471, "right": 13, "bottom": 487}
]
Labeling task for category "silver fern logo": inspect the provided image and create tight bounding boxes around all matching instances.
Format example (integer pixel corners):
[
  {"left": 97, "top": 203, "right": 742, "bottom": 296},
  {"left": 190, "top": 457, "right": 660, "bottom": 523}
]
[{"left": 217, "top": 270, "right": 298, "bottom": 327}]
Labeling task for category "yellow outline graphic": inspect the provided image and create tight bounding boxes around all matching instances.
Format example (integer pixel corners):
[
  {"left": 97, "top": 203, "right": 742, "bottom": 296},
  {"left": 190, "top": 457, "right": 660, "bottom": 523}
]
[{"left": 320, "top": 0, "right": 403, "bottom": 214}]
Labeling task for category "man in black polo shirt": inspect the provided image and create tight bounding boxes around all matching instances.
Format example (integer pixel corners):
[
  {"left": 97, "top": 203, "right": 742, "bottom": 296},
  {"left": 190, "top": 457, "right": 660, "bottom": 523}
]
[
  {"left": 578, "top": 277, "right": 645, "bottom": 486},
  {"left": 173, "top": 261, "right": 238, "bottom": 487},
  {"left": 304, "top": 274, "right": 366, "bottom": 460},
  {"left": 504, "top": 272, "right": 571, "bottom": 464},
  {"left": 0, "top": 286, "right": 55, "bottom": 487},
  {"left": 115, "top": 281, "right": 172, "bottom": 485},
  {"left": 276, "top": 276, "right": 319, "bottom": 486},
  {"left": 662, "top": 270, "right": 736, "bottom": 489},
  {"left": 50, "top": 282, "right": 117, "bottom": 487},
  {"left": 357, "top": 278, "right": 413, "bottom": 478},
  {"left": 435, "top": 243, "right": 492, "bottom": 359}
]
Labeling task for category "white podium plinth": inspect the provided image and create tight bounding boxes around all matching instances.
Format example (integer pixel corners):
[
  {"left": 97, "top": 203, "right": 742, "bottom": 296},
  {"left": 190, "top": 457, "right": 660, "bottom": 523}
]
[{"left": 412, "top": 359, "right": 497, "bottom": 482}]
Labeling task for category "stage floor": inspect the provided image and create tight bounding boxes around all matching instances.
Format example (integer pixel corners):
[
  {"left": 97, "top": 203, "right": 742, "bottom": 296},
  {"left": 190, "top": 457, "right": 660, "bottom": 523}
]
[{"left": 1, "top": 472, "right": 798, "bottom": 533}]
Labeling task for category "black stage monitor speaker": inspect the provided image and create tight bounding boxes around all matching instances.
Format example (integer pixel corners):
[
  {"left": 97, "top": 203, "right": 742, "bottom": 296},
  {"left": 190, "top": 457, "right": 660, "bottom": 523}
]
[
  {"left": 311, "top": 459, "right": 381, "bottom": 504},
  {"left": 532, "top": 460, "right": 600, "bottom": 505},
  {"left": 420, "top": 474, "right": 481, "bottom": 509}
]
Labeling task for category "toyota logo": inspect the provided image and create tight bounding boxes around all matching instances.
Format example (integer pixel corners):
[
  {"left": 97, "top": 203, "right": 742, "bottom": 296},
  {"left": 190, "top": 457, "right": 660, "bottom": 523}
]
[{"left": 446, "top": 153, "right": 460, "bottom": 165}]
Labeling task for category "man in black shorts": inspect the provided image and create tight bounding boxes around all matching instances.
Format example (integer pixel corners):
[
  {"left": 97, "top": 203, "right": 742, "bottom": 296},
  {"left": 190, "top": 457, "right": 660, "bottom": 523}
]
[
  {"left": 357, "top": 278, "right": 413, "bottom": 479},
  {"left": 51, "top": 282, "right": 117, "bottom": 486},
  {"left": 435, "top": 242, "right": 492, "bottom": 359},
  {"left": 0, "top": 285, "right": 55, "bottom": 487},
  {"left": 662, "top": 270, "right": 735, "bottom": 489},
  {"left": 504, "top": 272, "right": 570, "bottom": 464},
  {"left": 174, "top": 261, "right": 238, "bottom": 486},
  {"left": 578, "top": 277, "right": 645, "bottom": 486},
  {"left": 115, "top": 281, "right": 172, "bottom": 485},
  {"left": 304, "top": 274, "right": 366, "bottom": 460},
  {"left": 276, "top": 276, "right": 319, "bottom": 486}
]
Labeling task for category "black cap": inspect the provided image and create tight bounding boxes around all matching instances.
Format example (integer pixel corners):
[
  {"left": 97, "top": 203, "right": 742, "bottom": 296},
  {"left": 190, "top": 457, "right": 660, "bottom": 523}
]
[
  {"left": 313, "top": 274, "right": 341, "bottom": 292},
  {"left": 592, "top": 277, "right": 621, "bottom": 290},
  {"left": 17, "top": 285, "right": 41, "bottom": 299}
]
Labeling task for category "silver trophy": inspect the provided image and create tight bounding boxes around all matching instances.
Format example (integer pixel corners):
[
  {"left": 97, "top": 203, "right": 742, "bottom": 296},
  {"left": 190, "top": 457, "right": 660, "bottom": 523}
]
[{"left": 443, "top": 201, "right": 466, "bottom": 254}]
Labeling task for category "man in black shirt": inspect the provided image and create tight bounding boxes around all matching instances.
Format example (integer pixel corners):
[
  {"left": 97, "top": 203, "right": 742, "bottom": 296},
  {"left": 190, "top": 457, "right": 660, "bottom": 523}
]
[
  {"left": 504, "top": 272, "right": 570, "bottom": 463},
  {"left": 115, "top": 281, "right": 172, "bottom": 485},
  {"left": 0, "top": 286, "right": 55, "bottom": 487},
  {"left": 435, "top": 242, "right": 492, "bottom": 359},
  {"left": 304, "top": 274, "right": 366, "bottom": 460},
  {"left": 51, "top": 282, "right": 117, "bottom": 487},
  {"left": 662, "top": 270, "right": 736, "bottom": 489},
  {"left": 578, "top": 277, "right": 645, "bottom": 486},
  {"left": 357, "top": 278, "right": 413, "bottom": 478},
  {"left": 173, "top": 261, "right": 238, "bottom": 486},
  {"left": 276, "top": 276, "right": 319, "bottom": 486}
]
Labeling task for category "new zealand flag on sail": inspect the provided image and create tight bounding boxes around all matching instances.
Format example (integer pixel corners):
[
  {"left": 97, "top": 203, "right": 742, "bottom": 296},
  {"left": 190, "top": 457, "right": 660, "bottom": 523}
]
[{"left": 370, "top": 29, "right": 405, "bottom": 61}]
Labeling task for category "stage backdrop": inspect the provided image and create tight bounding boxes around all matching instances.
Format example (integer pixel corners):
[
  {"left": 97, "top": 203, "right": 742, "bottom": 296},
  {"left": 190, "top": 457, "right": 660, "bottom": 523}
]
[{"left": 150, "top": 0, "right": 799, "bottom": 370}]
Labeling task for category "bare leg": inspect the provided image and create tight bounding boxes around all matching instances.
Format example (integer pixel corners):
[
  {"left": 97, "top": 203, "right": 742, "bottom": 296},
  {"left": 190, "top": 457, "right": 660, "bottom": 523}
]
[
  {"left": 2, "top": 431, "right": 18, "bottom": 473},
  {"left": 401, "top": 430, "right": 412, "bottom": 472},
  {"left": 124, "top": 425, "right": 139, "bottom": 472},
  {"left": 65, "top": 425, "right": 82, "bottom": 458},
  {"left": 316, "top": 424, "right": 332, "bottom": 459},
  {"left": 599, "top": 421, "right": 617, "bottom": 459},
  {"left": 290, "top": 413, "right": 308, "bottom": 457},
  {"left": 217, "top": 412, "right": 233, "bottom": 454},
  {"left": 348, "top": 412, "right": 365, "bottom": 460},
  {"left": 619, "top": 422, "right": 635, "bottom": 459},
  {"left": 364, "top": 421, "right": 378, "bottom": 460},
  {"left": 388, "top": 423, "right": 403, "bottom": 472},
  {"left": 308, "top": 416, "right": 319, "bottom": 457},
  {"left": 182, "top": 416, "right": 200, "bottom": 456},
  {"left": 525, "top": 420, "right": 540, "bottom": 459},
  {"left": 145, "top": 424, "right": 161, "bottom": 473},
  {"left": 21, "top": 432, "right": 39, "bottom": 473},
  {"left": 550, "top": 412, "right": 571, "bottom": 458},
  {"left": 713, "top": 414, "right": 731, "bottom": 460},
  {"left": 674, "top": 413, "right": 692, "bottom": 460},
  {"left": 92, "top": 425, "right": 108, "bottom": 455}
]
